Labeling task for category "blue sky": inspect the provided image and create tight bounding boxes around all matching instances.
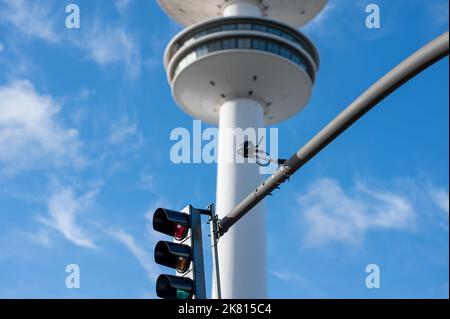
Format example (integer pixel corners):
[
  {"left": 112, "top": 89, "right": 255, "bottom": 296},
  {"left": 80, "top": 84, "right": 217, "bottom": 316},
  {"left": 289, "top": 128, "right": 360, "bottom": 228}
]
[{"left": 0, "top": 0, "right": 448, "bottom": 299}]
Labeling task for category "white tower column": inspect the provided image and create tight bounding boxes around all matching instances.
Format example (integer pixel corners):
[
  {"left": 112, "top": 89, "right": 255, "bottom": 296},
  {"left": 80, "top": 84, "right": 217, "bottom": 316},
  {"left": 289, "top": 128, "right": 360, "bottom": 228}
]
[
  {"left": 160, "top": 0, "right": 326, "bottom": 300},
  {"left": 215, "top": 98, "right": 267, "bottom": 299},
  {"left": 223, "top": 1, "right": 262, "bottom": 17},
  {"left": 215, "top": 1, "right": 265, "bottom": 300}
]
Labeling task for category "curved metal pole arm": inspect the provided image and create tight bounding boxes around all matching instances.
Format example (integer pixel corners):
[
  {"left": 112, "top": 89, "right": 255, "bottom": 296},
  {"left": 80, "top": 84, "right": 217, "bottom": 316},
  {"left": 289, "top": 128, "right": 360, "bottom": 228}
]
[{"left": 219, "top": 31, "right": 450, "bottom": 236}]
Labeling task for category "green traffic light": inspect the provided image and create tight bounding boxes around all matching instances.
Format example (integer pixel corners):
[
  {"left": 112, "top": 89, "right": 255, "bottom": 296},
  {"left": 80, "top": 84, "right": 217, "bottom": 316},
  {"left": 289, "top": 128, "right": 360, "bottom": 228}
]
[
  {"left": 176, "top": 289, "right": 191, "bottom": 300},
  {"left": 156, "top": 274, "right": 194, "bottom": 299}
]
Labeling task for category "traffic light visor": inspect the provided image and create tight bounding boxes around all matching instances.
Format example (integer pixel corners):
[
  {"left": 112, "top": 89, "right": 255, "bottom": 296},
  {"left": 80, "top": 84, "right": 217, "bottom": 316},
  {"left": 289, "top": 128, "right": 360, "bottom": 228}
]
[
  {"left": 154, "top": 241, "right": 192, "bottom": 273},
  {"left": 156, "top": 274, "right": 193, "bottom": 299},
  {"left": 153, "top": 208, "right": 189, "bottom": 240}
]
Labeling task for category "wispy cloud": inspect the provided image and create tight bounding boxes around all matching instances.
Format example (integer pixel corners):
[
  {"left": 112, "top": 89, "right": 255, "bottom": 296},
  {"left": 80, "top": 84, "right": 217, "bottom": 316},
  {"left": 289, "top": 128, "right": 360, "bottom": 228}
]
[
  {"left": 21, "top": 229, "right": 53, "bottom": 248},
  {"left": 79, "top": 19, "right": 141, "bottom": 79},
  {"left": 0, "top": 80, "right": 84, "bottom": 174},
  {"left": 429, "top": 187, "right": 449, "bottom": 217},
  {"left": 297, "top": 178, "right": 416, "bottom": 247},
  {"left": 0, "top": 0, "right": 60, "bottom": 43},
  {"left": 270, "top": 270, "right": 325, "bottom": 298},
  {"left": 109, "top": 117, "right": 139, "bottom": 145},
  {"left": 0, "top": 0, "right": 141, "bottom": 79},
  {"left": 104, "top": 198, "right": 167, "bottom": 284},
  {"left": 39, "top": 183, "right": 99, "bottom": 249},
  {"left": 115, "top": 0, "right": 132, "bottom": 14},
  {"left": 138, "top": 170, "right": 156, "bottom": 192},
  {"left": 108, "top": 228, "right": 158, "bottom": 281}
]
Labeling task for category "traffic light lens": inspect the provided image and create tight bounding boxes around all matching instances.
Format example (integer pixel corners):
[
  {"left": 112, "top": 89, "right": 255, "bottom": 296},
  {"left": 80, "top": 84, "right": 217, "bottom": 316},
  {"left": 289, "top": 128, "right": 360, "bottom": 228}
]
[
  {"left": 173, "top": 224, "right": 188, "bottom": 241},
  {"left": 176, "top": 256, "right": 190, "bottom": 273},
  {"left": 176, "top": 289, "right": 191, "bottom": 299}
]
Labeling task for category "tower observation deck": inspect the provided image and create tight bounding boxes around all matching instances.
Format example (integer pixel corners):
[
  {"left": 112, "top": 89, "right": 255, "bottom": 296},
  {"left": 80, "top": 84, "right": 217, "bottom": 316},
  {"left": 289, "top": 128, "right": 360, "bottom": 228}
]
[{"left": 159, "top": 0, "right": 327, "bottom": 298}]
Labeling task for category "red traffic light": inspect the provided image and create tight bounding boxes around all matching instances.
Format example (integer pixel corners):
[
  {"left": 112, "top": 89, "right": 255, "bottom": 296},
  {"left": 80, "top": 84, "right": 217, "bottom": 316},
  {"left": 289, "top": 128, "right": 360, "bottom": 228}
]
[
  {"left": 153, "top": 205, "right": 207, "bottom": 300},
  {"left": 174, "top": 224, "right": 189, "bottom": 241},
  {"left": 153, "top": 208, "right": 190, "bottom": 240}
]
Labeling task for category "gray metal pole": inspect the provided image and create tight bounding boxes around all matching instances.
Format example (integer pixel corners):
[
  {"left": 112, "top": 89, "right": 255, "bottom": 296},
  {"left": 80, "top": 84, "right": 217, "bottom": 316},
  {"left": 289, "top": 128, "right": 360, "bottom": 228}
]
[
  {"left": 219, "top": 31, "right": 449, "bottom": 236},
  {"left": 189, "top": 206, "right": 207, "bottom": 299},
  {"left": 208, "top": 204, "right": 222, "bottom": 299}
]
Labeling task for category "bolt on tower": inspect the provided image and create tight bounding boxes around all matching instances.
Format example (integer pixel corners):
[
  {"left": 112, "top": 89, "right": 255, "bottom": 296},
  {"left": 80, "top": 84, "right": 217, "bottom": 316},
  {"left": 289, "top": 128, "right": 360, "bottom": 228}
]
[{"left": 159, "top": 0, "right": 327, "bottom": 298}]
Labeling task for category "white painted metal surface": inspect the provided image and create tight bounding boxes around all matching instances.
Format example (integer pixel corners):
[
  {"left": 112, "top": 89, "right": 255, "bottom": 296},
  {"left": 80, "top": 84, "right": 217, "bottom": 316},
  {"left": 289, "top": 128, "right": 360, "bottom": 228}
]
[
  {"left": 223, "top": 1, "right": 262, "bottom": 17},
  {"left": 159, "top": 0, "right": 328, "bottom": 27},
  {"left": 214, "top": 98, "right": 267, "bottom": 298},
  {"left": 171, "top": 50, "right": 313, "bottom": 125}
]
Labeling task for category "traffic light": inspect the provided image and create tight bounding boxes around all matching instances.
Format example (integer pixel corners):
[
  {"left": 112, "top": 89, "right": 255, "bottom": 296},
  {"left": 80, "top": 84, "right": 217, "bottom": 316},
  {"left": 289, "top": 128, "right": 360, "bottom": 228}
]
[{"left": 153, "top": 206, "right": 207, "bottom": 299}]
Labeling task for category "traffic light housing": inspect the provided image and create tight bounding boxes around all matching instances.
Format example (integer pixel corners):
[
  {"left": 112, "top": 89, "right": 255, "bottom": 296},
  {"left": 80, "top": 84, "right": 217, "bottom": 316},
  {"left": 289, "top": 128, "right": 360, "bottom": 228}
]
[
  {"left": 153, "top": 206, "right": 206, "bottom": 299},
  {"left": 154, "top": 241, "right": 191, "bottom": 273},
  {"left": 156, "top": 274, "right": 194, "bottom": 299},
  {"left": 153, "top": 208, "right": 189, "bottom": 240}
]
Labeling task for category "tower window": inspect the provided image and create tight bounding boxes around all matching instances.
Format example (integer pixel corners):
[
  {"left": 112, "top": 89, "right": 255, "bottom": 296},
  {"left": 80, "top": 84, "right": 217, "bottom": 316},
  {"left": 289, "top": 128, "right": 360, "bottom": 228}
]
[
  {"left": 253, "top": 24, "right": 267, "bottom": 32},
  {"left": 268, "top": 27, "right": 282, "bottom": 36},
  {"left": 223, "top": 38, "right": 237, "bottom": 49},
  {"left": 222, "top": 24, "right": 236, "bottom": 31},
  {"left": 196, "top": 46, "right": 208, "bottom": 57},
  {"left": 252, "top": 39, "right": 267, "bottom": 50},
  {"left": 280, "top": 47, "right": 291, "bottom": 59},
  {"left": 267, "top": 42, "right": 280, "bottom": 54},
  {"left": 208, "top": 41, "right": 222, "bottom": 52},
  {"left": 237, "top": 38, "right": 252, "bottom": 49},
  {"left": 237, "top": 24, "right": 252, "bottom": 30}
]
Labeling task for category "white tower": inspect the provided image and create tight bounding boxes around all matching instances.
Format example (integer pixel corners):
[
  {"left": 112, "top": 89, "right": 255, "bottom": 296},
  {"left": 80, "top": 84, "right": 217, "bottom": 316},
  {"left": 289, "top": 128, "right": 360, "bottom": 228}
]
[{"left": 159, "top": 0, "right": 327, "bottom": 299}]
